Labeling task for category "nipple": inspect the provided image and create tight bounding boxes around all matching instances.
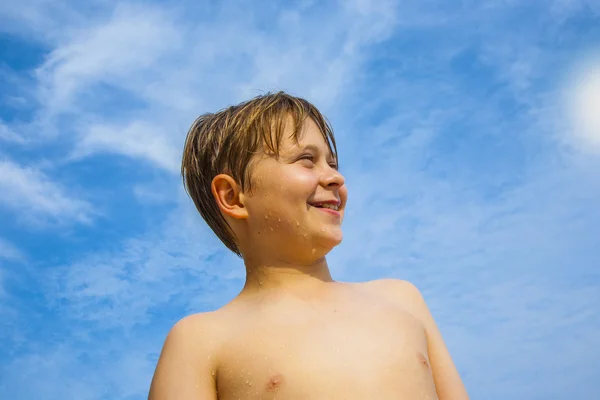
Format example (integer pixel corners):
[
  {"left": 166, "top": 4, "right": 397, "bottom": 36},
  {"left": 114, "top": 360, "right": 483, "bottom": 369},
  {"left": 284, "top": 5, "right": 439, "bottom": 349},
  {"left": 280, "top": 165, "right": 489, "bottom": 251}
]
[
  {"left": 265, "top": 373, "right": 284, "bottom": 392},
  {"left": 417, "top": 352, "right": 430, "bottom": 369}
]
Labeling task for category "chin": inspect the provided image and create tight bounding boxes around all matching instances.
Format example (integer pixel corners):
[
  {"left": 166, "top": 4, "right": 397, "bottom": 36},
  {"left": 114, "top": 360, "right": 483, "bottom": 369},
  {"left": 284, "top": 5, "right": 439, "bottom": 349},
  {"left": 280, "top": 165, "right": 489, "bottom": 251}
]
[
  {"left": 317, "top": 233, "right": 343, "bottom": 250},
  {"left": 311, "top": 241, "right": 341, "bottom": 260}
]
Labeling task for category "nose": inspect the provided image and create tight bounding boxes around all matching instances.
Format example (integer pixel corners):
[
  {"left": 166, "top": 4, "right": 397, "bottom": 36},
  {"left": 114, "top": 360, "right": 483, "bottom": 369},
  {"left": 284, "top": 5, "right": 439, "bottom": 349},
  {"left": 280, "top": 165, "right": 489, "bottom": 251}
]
[{"left": 321, "top": 165, "right": 345, "bottom": 188}]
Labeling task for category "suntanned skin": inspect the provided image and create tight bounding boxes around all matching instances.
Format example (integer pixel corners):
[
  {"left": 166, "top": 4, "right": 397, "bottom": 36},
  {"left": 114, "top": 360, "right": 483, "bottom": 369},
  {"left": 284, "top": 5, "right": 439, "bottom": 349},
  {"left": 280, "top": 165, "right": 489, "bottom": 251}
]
[{"left": 149, "top": 118, "right": 469, "bottom": 400}]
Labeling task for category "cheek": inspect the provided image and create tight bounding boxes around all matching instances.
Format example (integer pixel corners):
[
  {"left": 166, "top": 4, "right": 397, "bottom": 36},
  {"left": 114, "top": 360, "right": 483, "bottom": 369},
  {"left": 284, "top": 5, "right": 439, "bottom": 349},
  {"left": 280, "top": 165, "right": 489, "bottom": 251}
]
[
  {"left": 285, "top": 169, "right": 320, "bottom": 193},
  {"left": 248, "top": 167, "right": 319, "bottom": 220}
]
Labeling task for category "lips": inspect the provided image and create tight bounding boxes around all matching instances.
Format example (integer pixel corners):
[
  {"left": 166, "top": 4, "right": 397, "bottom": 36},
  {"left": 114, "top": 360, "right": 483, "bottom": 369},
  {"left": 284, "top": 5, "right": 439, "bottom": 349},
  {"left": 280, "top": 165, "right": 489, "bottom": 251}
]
[
  {"left": 316, "top": 206, "right": 341, "bottom": 217},
  {"left": 308, "top": 200, "right": 342, "bottom": 219}
]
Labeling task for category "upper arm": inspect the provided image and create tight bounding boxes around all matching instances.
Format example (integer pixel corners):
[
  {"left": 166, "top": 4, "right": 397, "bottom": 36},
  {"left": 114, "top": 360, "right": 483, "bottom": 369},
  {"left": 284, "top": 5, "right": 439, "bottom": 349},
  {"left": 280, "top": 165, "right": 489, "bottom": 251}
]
[
  {"left": 391, "top": 280, "right": 469, "bottom": 400},
  {"left": 148, "top": 315, "right": 218, "bottom": 400}
]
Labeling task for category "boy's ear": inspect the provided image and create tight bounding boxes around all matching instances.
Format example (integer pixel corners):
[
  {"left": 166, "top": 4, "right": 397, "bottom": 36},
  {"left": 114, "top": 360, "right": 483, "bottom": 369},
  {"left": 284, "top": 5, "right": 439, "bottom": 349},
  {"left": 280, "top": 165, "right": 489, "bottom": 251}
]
[{"left": 211, "top": 174, "right": 249, "bottom": 219}]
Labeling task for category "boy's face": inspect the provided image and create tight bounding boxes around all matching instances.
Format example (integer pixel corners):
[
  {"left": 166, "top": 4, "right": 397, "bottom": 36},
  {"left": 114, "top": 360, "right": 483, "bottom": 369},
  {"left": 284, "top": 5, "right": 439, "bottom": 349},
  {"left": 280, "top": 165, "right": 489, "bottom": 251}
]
[{"left": 242, "top": 118, "right": 347, "bottom": 260}]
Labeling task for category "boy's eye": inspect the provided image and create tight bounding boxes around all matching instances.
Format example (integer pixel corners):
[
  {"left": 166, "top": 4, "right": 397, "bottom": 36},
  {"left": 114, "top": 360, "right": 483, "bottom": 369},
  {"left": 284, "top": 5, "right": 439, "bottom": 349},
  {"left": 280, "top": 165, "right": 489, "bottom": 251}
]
[
  {"left": 298, "top": 154, "right": 315, "bottom": 163},
  {"left": 296, "top": 154, "right": 337, "bottom": 170}
]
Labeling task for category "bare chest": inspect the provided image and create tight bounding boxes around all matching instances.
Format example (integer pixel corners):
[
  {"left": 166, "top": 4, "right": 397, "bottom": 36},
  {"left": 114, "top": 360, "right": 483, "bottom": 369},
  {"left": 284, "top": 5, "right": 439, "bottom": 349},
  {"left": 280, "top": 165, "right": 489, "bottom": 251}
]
[{"left": 215, "top": 301, "right": 438, "bottom": 400}]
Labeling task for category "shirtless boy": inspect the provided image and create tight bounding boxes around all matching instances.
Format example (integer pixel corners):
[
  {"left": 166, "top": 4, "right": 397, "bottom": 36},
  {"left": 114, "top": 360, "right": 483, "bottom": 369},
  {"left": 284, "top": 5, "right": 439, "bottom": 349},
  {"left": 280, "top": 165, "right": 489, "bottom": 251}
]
[{"left": 149, "top": 92, "right": 469, "bottom": 399}]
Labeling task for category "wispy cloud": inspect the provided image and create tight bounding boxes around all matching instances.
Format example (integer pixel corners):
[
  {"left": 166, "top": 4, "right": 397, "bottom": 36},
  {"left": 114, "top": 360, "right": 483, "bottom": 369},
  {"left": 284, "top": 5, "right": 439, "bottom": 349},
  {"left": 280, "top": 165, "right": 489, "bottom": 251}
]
[
  {"left": 0, "top": 158, "right": 93, "bottom": 225},
  {"left": 70, "top": 120, "right": 181, "bottom": 173},
  {"left": 0, "top": 236, "right": 25, "bottom": 262},
  {"left": 0, "top": 121, "right": 26, "bottom": 144},
  {"left": 0, "top": 237, "right": 25, "bottom": 300},
  {"left": 34, "top": 4, "right": 182, "bottom": 119}
]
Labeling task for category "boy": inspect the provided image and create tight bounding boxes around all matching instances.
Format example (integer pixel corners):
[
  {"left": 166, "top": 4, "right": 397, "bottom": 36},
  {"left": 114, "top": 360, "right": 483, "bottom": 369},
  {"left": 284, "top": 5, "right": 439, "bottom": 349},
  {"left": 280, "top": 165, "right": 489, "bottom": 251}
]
[{"left": 149, "top": 92, "right": 469, "bottom": 399}]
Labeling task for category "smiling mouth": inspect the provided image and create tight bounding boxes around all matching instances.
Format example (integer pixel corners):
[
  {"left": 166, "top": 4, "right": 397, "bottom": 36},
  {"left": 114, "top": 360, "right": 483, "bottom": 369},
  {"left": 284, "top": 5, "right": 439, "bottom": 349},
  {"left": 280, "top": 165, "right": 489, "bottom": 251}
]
[
  {"left": 312, "top": 203, "right": 339, "bottom": 211},
  {"left": 308, "top": 200, "right": 341, "bottom": 211}
]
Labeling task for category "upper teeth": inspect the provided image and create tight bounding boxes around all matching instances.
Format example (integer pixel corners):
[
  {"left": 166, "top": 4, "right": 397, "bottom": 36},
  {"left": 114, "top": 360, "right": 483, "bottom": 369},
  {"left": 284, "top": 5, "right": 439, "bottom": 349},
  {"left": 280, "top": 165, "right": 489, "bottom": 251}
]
[{"left": 320, "top": 203, "right": 338, "bottom": 210}]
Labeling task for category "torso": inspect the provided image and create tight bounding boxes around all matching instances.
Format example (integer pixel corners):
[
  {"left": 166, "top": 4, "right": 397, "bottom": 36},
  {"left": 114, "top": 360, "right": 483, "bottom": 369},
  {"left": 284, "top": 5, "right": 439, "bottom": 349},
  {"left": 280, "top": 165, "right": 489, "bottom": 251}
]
[{"left": 208, "top": 280, "right": 439, "bottom": 400}]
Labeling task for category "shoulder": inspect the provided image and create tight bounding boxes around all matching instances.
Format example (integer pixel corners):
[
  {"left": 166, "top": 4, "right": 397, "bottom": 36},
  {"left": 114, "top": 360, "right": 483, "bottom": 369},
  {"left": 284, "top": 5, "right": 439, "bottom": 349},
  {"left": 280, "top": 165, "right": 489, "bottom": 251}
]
[
  {"left": 164, "top": 310, "right": 228, "bottom": 350},
  {"left": 158, "top": 309, "right": 234, "bottom": 369},
  {"left": 168, "top": 311, "right": 212, "bottom": 335},
  {"left": 361, "top": 278, "right": 424, "bottom": 302},
  {"left": 359, "top": 278, "right": 429, "bottom": 318},
  {"left": 159, "top": 312, "right": 217, "bottom": 359},
  {"left": 149, "top": 312, "right": 223, "bottom": 399}
]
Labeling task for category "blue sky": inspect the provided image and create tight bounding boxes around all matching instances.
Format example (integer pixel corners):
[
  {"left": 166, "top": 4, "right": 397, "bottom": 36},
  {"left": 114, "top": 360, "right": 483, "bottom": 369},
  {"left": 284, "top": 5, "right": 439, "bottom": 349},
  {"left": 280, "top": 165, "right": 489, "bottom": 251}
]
[{"left": 1, "top": 0, "right": 599, "bottom": 399}]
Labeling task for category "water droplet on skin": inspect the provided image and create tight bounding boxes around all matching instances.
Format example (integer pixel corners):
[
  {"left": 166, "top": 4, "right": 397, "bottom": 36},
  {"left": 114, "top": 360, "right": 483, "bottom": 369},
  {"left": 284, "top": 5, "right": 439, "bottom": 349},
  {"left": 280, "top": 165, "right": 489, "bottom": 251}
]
[
  {"left": 269, "top": 227, "right": 274, "bottom": 231},
  {"left": 312, "top": 248, "right": 316, "bottom": 254},
  {"left": 278, "top": 217, "right": 281, "bottom": 222},
  {"left": 296, "top": 221, "right": 300, "bottom": 226}
]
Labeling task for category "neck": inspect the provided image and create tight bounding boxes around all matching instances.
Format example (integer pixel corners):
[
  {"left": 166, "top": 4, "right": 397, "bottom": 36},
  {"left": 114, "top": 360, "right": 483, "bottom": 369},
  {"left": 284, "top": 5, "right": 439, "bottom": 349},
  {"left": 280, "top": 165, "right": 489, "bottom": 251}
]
[{"left": 240, "top": 255, "right": 335, "bottom": 294}]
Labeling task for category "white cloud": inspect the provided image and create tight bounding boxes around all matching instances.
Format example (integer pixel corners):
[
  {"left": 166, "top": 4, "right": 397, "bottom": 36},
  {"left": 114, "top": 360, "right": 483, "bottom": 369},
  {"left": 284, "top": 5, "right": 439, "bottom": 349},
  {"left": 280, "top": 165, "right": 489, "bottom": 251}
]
[
  {"left": 0, "top": 237, "right": 25, "bottom": 262},
  {"left": 34, "top": 4, "right": 182, "bottom": 118},
  {"left": 71, "top": 120, "right": 181, "bottom": 173},
  {"left": 0, "top": 121, "right": 27, "bottom": 144},
  {"left": 0, "top": 159, "right": 93, "bottom": 224}
]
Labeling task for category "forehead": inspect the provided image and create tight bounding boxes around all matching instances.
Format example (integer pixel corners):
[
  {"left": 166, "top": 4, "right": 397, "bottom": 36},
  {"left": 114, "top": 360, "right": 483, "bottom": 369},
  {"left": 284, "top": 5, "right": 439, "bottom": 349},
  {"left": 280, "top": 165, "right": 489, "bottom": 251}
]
[{"left": 280, "top": 118, "right": 330, "bottom": 151}]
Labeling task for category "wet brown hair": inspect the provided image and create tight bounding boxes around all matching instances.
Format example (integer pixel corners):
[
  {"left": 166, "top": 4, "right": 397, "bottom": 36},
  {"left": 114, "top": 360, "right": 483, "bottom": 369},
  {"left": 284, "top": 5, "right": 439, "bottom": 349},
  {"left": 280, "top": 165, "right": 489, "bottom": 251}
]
[{"left": 181, "top": 91, "right": 338, "bottom": 256}]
